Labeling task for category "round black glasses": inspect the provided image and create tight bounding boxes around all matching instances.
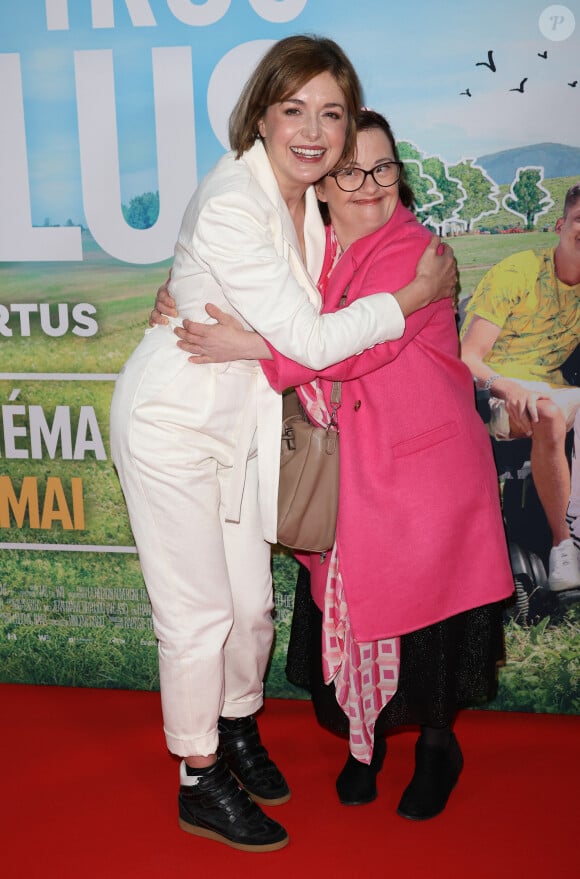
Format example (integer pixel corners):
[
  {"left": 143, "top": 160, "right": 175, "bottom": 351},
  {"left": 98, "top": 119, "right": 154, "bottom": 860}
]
[{"left": 328, "top": 161, "right": 403, "bottom": 192}]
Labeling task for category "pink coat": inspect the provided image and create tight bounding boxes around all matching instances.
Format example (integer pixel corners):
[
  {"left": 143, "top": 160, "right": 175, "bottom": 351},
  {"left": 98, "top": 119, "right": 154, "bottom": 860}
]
[{"left": 262, "top": 201, "right": 514, "bottom": 641}]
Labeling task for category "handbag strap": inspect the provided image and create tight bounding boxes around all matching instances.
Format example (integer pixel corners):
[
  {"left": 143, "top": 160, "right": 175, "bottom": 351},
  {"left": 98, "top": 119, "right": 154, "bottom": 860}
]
[{"left": 329, "top": 282, "right": 350, "bottom": 427}]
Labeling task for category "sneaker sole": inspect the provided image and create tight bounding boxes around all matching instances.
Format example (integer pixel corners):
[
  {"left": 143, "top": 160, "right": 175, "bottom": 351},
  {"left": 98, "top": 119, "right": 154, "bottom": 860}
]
[
  {"left": 231, "top": 772, "right": 291, "bottom": 806},
  {"left": 178, "top": 817, "right": 289, "bottom": 852}
]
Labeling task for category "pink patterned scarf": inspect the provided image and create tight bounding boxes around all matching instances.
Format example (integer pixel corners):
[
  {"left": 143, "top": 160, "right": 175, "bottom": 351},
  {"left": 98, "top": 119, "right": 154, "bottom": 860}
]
[{"left": 295, "top": 228, "right": 400, "bottom": 764}]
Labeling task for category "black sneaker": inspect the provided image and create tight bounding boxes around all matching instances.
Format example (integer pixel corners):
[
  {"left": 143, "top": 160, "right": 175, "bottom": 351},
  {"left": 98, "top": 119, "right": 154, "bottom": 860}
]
[
  {"left": 178, "top": 758, "right": 288, "bottom": 852},
  {"left": 218, "top": 716, "right": 291, "bottom": 805}
]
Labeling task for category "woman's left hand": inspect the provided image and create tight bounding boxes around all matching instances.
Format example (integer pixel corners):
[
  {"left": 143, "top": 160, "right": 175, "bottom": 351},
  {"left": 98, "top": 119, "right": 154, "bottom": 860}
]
[{"left": 175, "top": 303, "right": 272, "bottom": 363}]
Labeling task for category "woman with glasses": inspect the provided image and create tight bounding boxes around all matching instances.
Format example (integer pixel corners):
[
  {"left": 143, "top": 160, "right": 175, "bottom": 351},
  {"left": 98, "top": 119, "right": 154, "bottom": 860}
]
[{"left": 156, "top": 109, "right": 514, "bottom": 823}]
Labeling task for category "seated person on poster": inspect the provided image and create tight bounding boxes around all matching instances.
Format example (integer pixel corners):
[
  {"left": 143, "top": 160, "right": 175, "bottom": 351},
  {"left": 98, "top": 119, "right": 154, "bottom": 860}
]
[{"left": 460, "top": 182, "right": 580, "bottom": 592}]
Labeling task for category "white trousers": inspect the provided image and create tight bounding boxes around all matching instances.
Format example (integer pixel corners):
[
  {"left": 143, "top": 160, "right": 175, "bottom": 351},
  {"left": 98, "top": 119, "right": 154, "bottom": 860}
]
[{"left": 110, "top": 328, "right": 274, "bottom": 757}]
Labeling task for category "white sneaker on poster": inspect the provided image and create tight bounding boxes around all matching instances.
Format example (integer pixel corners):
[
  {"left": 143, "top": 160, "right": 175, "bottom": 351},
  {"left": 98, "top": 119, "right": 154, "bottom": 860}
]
[{"left": 548, "top": 538, "right": 580, "bottom": 592}]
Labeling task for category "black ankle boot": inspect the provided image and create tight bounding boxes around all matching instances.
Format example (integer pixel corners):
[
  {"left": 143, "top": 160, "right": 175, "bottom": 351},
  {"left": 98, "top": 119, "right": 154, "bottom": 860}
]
[
  {"left": 178, "top": 757, "right": 288, "bottom": 851},
  {"left": 397, "top": 732, "right": 463, "bottom": 820},
  {"left": 336, "top": 736, "right": 387, "bottom": 805},
  {"left": 218, "top": 716, "right": 290, "bottom": 805}
]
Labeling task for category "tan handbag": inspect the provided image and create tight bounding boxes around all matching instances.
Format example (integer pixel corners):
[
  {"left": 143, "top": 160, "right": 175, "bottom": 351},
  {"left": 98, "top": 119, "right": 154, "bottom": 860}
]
[{"left": 276, "top": 384, "right": 341, "bottom": 553}]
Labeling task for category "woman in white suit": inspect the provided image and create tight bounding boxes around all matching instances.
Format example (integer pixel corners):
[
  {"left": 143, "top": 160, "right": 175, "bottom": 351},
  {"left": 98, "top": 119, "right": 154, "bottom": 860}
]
[{"left": 110, "top": 35, "right": 456, "bottom": 852}]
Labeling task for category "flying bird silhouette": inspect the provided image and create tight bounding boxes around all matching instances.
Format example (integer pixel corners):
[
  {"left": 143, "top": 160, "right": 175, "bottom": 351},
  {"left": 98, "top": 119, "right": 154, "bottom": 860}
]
[
  {"left": 568, "top": 80, "right": 578, "bottom": 87},
  {"left": 476, "top": 50, "right": 496, "bottom": 72},
  {"left": 509, "top": 78, "right": 528, "bottom": 93},
  {"left": 460, "top": 88, "right": 472, "bottom": 97},
  {"left": 538, "top": 50, "right": 548, "bottom": 59}
]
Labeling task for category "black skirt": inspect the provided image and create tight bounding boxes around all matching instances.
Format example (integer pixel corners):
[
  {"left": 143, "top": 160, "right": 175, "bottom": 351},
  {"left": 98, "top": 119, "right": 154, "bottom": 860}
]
[{"left": 285, "top": 563, "right": 506, "bottom": 737}]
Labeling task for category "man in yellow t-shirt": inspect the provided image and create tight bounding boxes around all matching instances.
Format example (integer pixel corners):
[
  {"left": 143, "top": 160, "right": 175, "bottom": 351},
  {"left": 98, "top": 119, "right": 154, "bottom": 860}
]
[{"left": 461, "top": 182, "right": 580, "bottom": 592}]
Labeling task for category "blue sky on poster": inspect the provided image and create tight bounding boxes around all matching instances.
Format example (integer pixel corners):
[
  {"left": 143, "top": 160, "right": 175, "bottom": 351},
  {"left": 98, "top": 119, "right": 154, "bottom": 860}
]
[{"left": 1, "top": 0, "right": 578, "bottom": 226}]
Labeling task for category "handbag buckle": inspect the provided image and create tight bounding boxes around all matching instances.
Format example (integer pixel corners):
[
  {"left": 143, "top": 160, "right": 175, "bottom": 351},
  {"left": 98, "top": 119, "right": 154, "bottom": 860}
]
[{"left": 282, "top": 425, "right": 296, "bottom": 451}]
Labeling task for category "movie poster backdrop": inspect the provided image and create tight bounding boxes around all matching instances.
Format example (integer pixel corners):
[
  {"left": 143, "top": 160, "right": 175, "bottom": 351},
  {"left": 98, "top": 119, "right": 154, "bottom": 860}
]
[{"left": 1, "top": 0, "right": 579, "bottom": 712}]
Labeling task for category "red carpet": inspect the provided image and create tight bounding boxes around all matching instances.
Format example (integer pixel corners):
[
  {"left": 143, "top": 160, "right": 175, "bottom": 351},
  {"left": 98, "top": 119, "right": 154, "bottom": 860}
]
[{"left": 3, "top": 683, "right": 577, "bottom": 878}]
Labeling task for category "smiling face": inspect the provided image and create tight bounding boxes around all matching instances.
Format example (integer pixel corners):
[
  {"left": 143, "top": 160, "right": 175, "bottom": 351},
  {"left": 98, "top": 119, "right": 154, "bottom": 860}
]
[
  {"left": 316, "top": 127, "right": 400, "bottom": 251},
  {"left": 257, "top": 71, "right": 348, "bottom": 203}
]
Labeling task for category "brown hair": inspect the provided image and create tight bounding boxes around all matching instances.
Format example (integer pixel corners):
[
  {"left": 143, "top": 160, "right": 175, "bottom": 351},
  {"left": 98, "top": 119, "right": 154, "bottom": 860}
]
[
  {"left": 563, "top": 182, "right": 580, "bottom": 216},
  {"left": 228, "top": 34, "right": 362, "bottom": 164},
  {"left": 355, "top": 109, "right": 415, "bottom": 207}
]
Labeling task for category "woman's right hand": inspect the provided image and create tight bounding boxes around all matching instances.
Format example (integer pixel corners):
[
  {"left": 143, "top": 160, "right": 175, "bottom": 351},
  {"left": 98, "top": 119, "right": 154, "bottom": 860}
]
[
  {"left": 416, "top": 236, "right": 458, "bottom": 303},
  {"left": 149, "top": 273, "right": 178, "bottom": 326},
  {"left": 393, "top": 236, "right": 458, "bottom": 317}
]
